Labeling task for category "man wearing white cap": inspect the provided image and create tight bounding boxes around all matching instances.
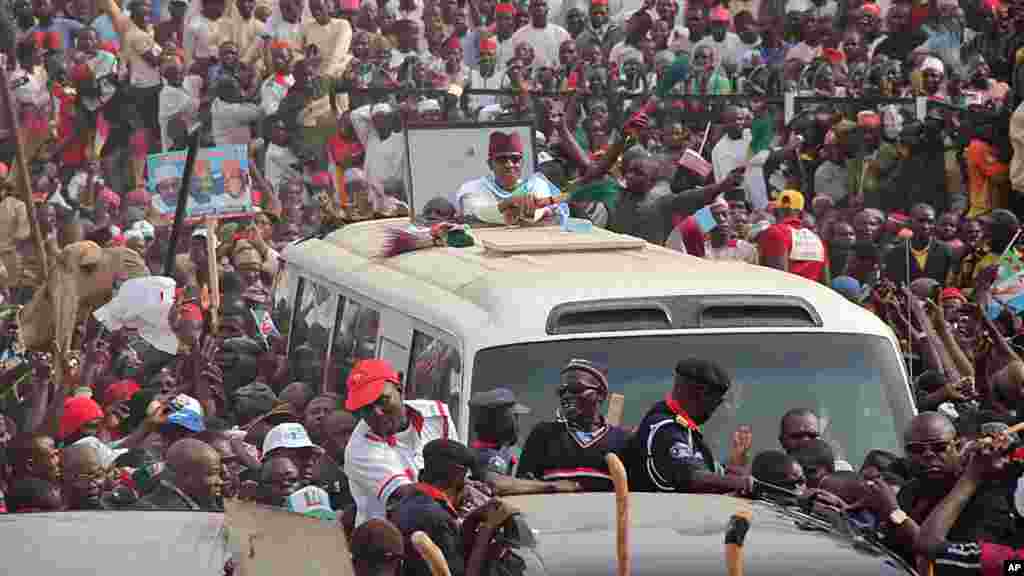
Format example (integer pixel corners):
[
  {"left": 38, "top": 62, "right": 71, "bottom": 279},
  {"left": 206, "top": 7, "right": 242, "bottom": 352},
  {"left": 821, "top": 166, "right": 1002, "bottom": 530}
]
[
  {"left": 351, "top": 101, "right": 407, "bottom": 188},
  {"left": 151, "top": 164, "right": 183, "bottom": 215},
  {"left": 917, "top": 56, "right": 946, "bottom": 99},
  {"left": 262, "top": 422, "right": 321, "bottom": 485},
  {"left": 416, "top": 99, "right": 443, "bottom": 122}
]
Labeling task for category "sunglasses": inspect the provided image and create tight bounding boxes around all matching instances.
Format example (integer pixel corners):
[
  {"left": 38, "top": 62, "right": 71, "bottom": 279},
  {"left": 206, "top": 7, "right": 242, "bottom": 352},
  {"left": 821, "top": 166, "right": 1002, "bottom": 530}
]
[
  {"left": 904, "top": 440, "right": 952, "bottom": 456},
  {"left": 786, "top": 431, "right": 820, "bottom": 441},
  {"left": 494, "top": 155, "right": 523, "bottom": 165}
]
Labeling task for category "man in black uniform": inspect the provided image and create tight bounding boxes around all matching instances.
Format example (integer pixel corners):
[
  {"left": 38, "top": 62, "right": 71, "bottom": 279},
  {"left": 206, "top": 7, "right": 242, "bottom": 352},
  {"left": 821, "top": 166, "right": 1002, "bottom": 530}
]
[
  {"left": 516, "top": 359, "right": 629, "bottom": 492},
  {"left": 627, "top": 358, "right": 755, "bottom": 494},
  {"left": 469, "top": 388, "right": 530, "bottom": 476}
]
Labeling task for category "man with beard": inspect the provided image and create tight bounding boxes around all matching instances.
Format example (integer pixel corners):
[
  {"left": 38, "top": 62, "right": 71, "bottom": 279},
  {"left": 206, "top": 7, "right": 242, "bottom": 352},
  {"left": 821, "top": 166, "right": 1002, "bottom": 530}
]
[
  {"left": 517, "top": 358, "right": 628, "bottom": 492},
  {"left": 453, "top": 131, "right": 560, "bottom": 225},
  {"left": 711, "top": 105, "right": 752, "bottom": 184},
  {"left": 137, "top": 438, "right": 224, "bottom": 510},
  {"left": 509, "top": 0, "right": 570, "bottom": 68},
  {"left": 469, "top": 388, "right": 530, "bottom": 476},
  {"left": 627, "top": 358, "right": 755, "bottom": 494},
  {"left": 917, "top": 0, "right": 975, "bottom": 74},
  {"left": 859, "top": 412, "right": 1017, "bottom": 565},
  {"left": 465, "top": 35, "right": 503, "bottom": 117}
]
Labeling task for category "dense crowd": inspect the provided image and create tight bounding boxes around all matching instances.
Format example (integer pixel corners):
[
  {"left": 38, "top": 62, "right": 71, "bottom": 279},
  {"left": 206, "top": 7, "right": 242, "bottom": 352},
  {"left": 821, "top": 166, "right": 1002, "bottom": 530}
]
[{"left": 3, "top": 0, "right": 1024, "bottom": 573}]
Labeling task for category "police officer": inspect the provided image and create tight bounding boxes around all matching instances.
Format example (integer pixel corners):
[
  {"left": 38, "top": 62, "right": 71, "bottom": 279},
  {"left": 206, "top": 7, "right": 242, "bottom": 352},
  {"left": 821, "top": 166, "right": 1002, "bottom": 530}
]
[
  {"left": 468, "top": 388, "right": 530, "bottom": 476},
  {"left": 627, "top": 358, "right": 755, "bottom": 494}
]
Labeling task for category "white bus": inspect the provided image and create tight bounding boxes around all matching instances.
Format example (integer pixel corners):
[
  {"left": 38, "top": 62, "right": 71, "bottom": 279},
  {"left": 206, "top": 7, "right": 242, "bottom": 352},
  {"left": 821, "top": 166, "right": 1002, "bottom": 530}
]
[{"left": 278, "top": 219, "right": 915, "bottom": 466}]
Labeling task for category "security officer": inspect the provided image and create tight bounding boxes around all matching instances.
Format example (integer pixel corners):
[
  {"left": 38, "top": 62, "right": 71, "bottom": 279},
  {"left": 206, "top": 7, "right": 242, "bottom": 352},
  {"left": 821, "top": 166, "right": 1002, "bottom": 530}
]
[
  {"left": 468, "top": 388, "right": 530, "bottom": 476},
  {"left": 627, "top": 358, "right": 755, "bottom": 494}
]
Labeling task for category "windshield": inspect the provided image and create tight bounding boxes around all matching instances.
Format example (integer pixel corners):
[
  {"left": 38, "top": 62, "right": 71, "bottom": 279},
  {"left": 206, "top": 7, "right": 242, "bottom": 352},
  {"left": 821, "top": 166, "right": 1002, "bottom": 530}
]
[{"left": 470, "top": 333, "right": 914, "bottom": 468}]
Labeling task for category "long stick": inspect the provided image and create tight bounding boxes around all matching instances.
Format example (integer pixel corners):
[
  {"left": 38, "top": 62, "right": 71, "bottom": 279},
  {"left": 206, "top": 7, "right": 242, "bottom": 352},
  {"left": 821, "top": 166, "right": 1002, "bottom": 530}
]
[
  {"left": 163, "top": 126, "right": 203, "bottom": 276},
  {"left": 205, "top": 217, "right": 220, "bottom": 334},
  {"left": 411, "top": 531, "right": 452, "bottom": 576},
  {"left": 606, "top": 453, "right": 630, "bottom": 576},
  {"left": 0, "top": 61, "right": 64, "bottom": 391}
]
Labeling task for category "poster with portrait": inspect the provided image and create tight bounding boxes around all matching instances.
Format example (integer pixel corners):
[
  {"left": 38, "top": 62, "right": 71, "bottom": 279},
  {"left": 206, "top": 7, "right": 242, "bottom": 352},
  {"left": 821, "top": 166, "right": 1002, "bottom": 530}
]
[
  {"left": 403, "top": 121, "right": 536, "bottom": 220},
  {"left": 146, "top": 145, "right": 253, "bottom": 221}
]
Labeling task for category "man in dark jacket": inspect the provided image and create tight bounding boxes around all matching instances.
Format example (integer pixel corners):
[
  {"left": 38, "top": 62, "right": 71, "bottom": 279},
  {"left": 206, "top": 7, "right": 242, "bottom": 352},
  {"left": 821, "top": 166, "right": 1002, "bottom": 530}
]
[
  {"left": 137, "top": 438, "right": 224, "bottom": 511},
  {"left": 627, "top": 358, "right": 755, "bottom": 495},
  {"left": 883, "top": 203, "right": 958, "bottom": 286}
]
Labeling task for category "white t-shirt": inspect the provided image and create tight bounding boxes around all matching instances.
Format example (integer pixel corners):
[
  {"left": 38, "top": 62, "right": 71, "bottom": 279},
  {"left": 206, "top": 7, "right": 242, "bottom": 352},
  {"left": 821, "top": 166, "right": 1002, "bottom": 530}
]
[
  {"left": 454, "top": 173, "right": 559, "bottom": 223},
  {"left": 711, "top": 130, "right": 752, "bottom": 184},
  {"left": 351, "top": 104, "right": 407, "bottom": 187},
  {"left": 694, "top": 32, "right": 744, "bottom": 69},
  {"left": 344, "top": 399, "right": 457, "bottom": 527},
  {"left": 508, "top": 24, "right": 572, "bottom": 69}
]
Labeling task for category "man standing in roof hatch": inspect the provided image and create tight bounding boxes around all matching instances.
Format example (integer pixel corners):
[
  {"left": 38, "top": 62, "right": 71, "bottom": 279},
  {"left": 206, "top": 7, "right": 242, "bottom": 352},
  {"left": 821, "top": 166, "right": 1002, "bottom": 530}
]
[
  {"left": 517, "top": 359, "right": 629, "bottom": 492},
  {"left": 343, "top": 358, "right": 458, "bottom": 527},
  {"left": 469, "top": 388, "right": 530, "bottom": 476},
  {"left": 452, "top": 131, "right": 561, "bottom": 225},
  {"left": 627, "top": 358, "right": 756, "bottom": 495}
]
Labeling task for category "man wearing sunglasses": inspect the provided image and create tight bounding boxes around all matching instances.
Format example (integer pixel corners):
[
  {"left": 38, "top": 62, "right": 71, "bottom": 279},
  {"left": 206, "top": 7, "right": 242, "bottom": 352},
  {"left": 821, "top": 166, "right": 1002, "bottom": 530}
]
[
  {"left": 344, "top": 359, "right": 458, "bottom": 527},
  {"left": 627, "top": 358, "right": 755, "bottom": 495},
  {"left": 516, "top": 358, "right": 629, "bottom": 493},
  {"left": 452, "top": 130, "right": 561, "bottom": 225},
  {"left": 860, "top": 412, "right": 1017, "bottom": 566}
]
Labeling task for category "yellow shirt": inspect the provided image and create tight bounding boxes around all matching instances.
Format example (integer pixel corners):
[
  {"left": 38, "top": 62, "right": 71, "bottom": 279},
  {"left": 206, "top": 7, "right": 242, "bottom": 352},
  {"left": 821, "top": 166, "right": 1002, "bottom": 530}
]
[{"left": 911, "top": 244, "right": 929, "bottom": 272}]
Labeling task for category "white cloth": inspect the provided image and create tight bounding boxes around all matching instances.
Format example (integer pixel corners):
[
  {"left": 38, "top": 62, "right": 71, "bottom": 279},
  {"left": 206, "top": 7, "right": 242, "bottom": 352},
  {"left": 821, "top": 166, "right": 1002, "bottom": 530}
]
[
  {"left": 260, "top": 73, "right": 294, "bottom": 116},
  {"left": 351, "top": 103, "right": 406, "bottom": 187},
  {"left": 81, "top": 50, "right": 119, "bottom": 111},
  {"left": 158, "top": 84, "right": 200, "bottom": 151},
  {"left": 694, "top": 33, "right": 745, "bottom": 69},
  {"left": 705, "top": 239, "right": 758, "bottom": 263},
  {"left": 453, "top": 173, "right": 560, "bottom": 223},
  {"left": 466, "top": 67, "right": 504, "bottom": 117},
  {"left": 211, "top": 98, "right": 264, "bottom": 146},
  {"left": 265, "top": 143, "right": 301, "bottom": 194},
  {"left": 93, "top": 276, "right": 179, "bottom": 355},
  {"left": 71, "top": 436, "right": 129, "bottom": 469},
  {"left": 507, "top": 24, "right": 572, "bottom": 69},
  {"left": 711, "top": 130, "right": 752, "bottom": 184},
  {"left": 66, "top": 171, "right": 106, "bottom": 203},
  {"left": 345, "top": 400, "right": 457, "bottom": 526}
]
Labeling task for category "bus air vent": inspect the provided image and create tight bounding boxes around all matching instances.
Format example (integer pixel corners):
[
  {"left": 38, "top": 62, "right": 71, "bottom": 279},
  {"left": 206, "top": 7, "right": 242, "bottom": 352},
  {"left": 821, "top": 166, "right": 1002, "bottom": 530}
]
[
  {"left": 547, "top": 301, "right": 672, "bottom": 334},
  {"left": 699, "top": 304, "right": 818, "bottom": 328}
]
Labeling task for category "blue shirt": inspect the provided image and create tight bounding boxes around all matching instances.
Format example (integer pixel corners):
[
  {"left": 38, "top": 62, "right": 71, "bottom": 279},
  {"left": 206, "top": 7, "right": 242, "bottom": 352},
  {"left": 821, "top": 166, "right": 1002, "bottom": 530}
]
[{"left": 91, "top": 14, "right": 119, "bottom": 45}]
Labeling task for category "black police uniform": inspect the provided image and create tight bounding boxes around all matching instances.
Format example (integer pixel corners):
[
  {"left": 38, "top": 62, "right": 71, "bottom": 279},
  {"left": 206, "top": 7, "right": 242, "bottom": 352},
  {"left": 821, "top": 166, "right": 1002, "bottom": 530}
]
[
  {"left": 627, "top": 396, "right": 722, "bottom": 493},
  {"left": 516, "top": 420, "right": 629, "bottom": 492}
]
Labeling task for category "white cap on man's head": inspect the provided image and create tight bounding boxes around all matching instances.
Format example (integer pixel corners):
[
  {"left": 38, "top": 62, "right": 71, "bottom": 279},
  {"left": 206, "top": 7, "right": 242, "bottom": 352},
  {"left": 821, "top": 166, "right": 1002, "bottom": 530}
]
[{"left": 262, "top": 422, "right": 314, "bottom": 460}]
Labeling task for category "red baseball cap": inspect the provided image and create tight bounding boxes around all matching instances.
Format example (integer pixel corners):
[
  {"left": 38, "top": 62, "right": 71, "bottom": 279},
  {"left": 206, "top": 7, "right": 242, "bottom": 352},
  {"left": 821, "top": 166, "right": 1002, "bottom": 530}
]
[{"left": 345, "top": 359, "right": 401, "bottom": 411}]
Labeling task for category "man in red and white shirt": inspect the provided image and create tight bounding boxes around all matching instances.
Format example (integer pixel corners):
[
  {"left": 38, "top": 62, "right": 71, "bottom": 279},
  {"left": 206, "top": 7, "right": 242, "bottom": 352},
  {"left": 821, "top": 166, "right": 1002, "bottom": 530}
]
[
  {"left": 757, "top": 190, "right": 829, "bottom": 283},
  {"left": 343, "top": 359, "right": 457, "bottom": 527}
]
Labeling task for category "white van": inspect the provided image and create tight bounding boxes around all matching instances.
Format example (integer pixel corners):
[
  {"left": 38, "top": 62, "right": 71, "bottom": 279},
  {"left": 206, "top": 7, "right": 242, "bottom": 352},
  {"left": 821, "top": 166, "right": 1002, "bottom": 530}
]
[{"left": 277, "top": 218, "right": 915, "bottom": 466}]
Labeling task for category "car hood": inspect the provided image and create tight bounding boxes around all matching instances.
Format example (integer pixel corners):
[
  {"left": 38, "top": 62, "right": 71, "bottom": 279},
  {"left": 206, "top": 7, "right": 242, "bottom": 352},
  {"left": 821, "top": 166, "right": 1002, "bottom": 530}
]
[
  {"left": 2, "top": 510, "right": 230, "bottom": 575},
  {"left": 503, "top": 493, "right": 915, "bottom": 576}
]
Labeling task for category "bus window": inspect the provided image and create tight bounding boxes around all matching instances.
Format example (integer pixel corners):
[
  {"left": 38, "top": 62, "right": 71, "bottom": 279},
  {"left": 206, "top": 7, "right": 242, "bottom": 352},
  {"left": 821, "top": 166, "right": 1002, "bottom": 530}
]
[
  {"left": 288, "top": 278, "right": 335, "bottom": 391},
  {"left": 407, "top": 331, "right": 462, "bottom": 423},
  {"left": 329, "top": 297, "right": 380, "bottom": 399}
]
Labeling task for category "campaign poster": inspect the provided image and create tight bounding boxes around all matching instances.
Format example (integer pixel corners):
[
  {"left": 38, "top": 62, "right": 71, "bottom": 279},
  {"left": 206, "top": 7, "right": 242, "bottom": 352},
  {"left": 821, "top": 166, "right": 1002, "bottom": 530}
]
[{"left": 147, "top": 145, "right": 253, "bottom": 221}]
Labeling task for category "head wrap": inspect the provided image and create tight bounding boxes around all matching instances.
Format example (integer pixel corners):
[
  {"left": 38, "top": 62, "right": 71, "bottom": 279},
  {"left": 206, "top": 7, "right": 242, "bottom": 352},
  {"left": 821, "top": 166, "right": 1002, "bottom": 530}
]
[
  {"left": 104, "top": 380, "right": 141, "bottom": 406},
  {"left": 861, "top": 2, "right": 881, "bottom": 16},
  {"left": 417, "top": 99, "right": 441, "bottom": 114},
  {"left": 495, "top": 2, "right": 516, "bottom": 14},
  {"left": 939, "top": 287, "right": 967, "bottom": 303},
  {"left": 857, "top": 110, "right": 881, "bottom": 128},
  {"left": 445, "top": 36, "right": 462, "bottom": 51},
  {"left": 709, "top": 6, "right": 731, "bottom": 22},
  {"left": 920, "top": 56, "right": 945, "bottom": 74}
]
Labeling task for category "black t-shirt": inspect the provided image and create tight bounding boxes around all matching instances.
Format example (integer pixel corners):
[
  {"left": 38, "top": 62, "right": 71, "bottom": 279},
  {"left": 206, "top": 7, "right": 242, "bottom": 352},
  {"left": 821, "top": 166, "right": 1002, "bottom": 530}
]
[
  {"left": 517, "top": 420, "right": 629, "bottom": 493},
  {"left": 395, "top": 488, "right": 465, "bottom": 576}
]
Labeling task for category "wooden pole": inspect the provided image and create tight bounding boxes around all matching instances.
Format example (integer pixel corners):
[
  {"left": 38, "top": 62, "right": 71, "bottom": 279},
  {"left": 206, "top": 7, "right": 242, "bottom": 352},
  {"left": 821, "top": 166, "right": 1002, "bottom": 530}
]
[
  {"left": 606, "top": 453, "right": 630, "bottom": 576},
  {"left": 0, "top": 59, "right": 64, "bottom": 390},
  {"left": 410, "top": 532, "right": 451, "bottom": 576},
  {"left": 205, "top": 216, "right": 220, "bottom": 334}
]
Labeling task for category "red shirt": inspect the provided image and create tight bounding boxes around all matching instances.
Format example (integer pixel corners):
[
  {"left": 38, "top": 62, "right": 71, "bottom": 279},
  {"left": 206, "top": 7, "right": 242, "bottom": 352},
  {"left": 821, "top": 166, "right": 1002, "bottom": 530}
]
[{"left": 758, "top": 216, "right": 827, "bottom": 282}]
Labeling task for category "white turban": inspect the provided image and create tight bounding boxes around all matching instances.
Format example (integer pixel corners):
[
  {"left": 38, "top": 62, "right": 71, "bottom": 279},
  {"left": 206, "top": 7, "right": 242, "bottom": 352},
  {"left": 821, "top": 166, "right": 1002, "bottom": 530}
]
[{"left": 920, "top": 56, "right": 945, "bottom": 74}]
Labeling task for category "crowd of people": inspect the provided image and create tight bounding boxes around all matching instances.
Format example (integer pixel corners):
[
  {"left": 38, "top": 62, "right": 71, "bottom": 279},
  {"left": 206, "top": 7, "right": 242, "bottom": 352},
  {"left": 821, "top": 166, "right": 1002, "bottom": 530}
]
[{"left": 2, "top": 0, "right": 1024, "bottom": 572}]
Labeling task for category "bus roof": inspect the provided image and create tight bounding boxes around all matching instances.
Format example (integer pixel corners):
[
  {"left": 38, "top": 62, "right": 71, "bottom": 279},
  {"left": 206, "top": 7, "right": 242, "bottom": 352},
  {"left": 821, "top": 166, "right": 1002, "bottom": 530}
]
[{"left": 283, "top": 219, "right": 895, "bottom": 348}]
